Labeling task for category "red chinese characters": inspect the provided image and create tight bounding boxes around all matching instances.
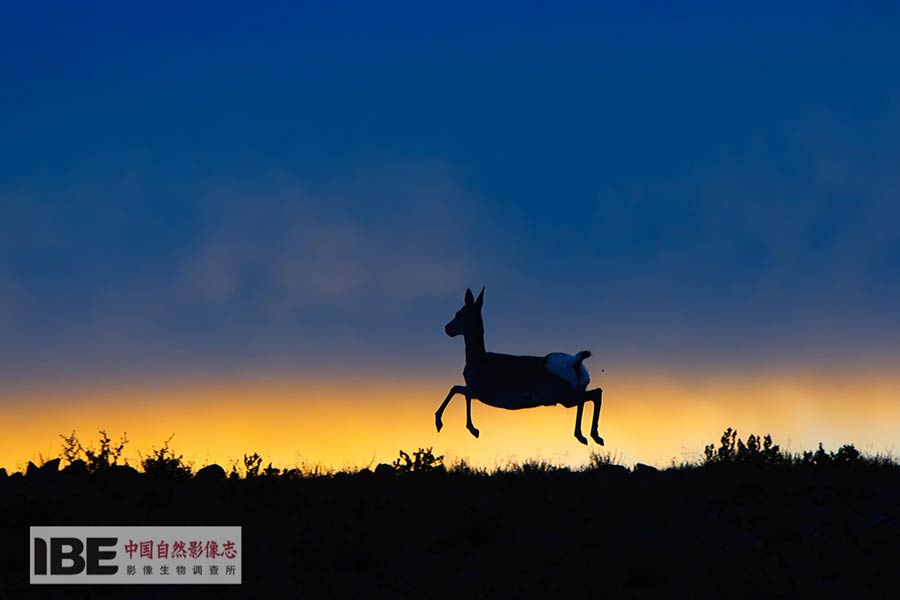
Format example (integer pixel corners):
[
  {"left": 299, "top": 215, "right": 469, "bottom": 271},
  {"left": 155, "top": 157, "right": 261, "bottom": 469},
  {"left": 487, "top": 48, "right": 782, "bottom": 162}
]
[
  {"left": 140, "top": 540, "right": 153, "bottom": 559},
  {"left": 223, "top": 540, "right": 237, "bottom": 559},
  {"left": 124, "top": 540, "right": 138, "bottom": 560},
  {"left": 188, "top": 540, "right": 204, "bottom": 559},
  {"left": 122, "top": 539, "right": 237, "bottom": 561}
]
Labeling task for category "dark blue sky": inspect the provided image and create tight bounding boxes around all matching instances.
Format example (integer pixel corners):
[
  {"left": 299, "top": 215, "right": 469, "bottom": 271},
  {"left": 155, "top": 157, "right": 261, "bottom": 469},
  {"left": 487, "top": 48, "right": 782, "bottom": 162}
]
[{"left": 3, "top": 2, "right": 900, "bottom": 386}]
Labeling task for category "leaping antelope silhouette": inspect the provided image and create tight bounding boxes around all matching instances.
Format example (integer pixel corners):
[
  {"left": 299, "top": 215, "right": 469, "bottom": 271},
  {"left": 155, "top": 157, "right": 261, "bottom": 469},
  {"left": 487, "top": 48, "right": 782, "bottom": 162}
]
[{"left": 436, "top": 287, "right": 604, "bottom": 445}]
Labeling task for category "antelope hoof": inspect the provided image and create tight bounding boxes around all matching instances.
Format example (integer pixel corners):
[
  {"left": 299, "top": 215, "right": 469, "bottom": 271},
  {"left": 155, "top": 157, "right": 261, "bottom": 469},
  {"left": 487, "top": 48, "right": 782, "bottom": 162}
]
[
  {"left": 592, "top": 433, "right": 605, "bottom": 446},
  {"left": 435, "top": 414, "right": 443, "bottom": 432},
  {"left": 467, "top": 424, "right": 480, "bottom": 438},
  {"left": 575, "top": 432, "right": 588, "bottom": 445}
]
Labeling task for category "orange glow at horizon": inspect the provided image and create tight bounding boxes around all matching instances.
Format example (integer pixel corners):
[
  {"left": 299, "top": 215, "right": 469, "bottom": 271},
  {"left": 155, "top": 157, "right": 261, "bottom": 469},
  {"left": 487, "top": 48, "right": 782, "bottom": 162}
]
[{"left": 2, "top": 370, "right": 899, "bottom": 472}]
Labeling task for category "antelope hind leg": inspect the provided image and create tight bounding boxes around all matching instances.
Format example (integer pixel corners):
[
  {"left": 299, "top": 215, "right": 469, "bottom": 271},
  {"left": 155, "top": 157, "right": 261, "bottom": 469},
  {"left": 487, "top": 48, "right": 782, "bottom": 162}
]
[
  {"left": 573, "top": 401, "right": 588, "bottom": 445},
  {"left": 588, "top": 388, "right": 604, "bottom": 445}
]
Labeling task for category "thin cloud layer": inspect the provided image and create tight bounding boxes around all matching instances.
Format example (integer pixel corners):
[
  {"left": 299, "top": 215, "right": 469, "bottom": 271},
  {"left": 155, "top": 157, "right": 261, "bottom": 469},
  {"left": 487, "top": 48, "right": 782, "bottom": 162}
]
[
  {"left": 184, "top": 164, "right": 471, "bottom": 314},
  {"left": 0, "top": 162, "right": 479, "bottom": 385}
]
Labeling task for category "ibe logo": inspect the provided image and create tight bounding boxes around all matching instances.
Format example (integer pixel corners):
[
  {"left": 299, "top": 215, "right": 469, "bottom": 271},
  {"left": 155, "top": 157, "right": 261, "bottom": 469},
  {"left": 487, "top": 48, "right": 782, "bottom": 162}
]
[
  {"left": 31, "top": 526, "right": 241, "bottom": 584},
  {"left": 33, "top": 536, "right": 118, "bottom": 575}
]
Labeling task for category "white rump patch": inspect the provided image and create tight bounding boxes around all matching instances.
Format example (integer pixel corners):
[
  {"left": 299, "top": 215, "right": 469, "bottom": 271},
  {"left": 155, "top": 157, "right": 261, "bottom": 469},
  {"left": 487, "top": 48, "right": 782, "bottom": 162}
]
[{"left": 544, "top": 352, "right": 590, "bottom": 390}]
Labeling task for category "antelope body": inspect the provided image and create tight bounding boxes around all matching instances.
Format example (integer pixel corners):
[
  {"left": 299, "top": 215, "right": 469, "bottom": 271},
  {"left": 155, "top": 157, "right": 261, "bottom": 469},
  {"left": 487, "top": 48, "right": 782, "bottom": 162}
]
[{"left": 436, "top": 287, "right": 604, "bottom": 445}]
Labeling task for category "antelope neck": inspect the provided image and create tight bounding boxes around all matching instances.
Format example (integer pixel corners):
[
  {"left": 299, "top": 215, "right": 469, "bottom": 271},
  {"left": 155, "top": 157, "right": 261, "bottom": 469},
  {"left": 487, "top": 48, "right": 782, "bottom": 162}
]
[{"left": 464, "top": 330, "right": 486, "bottom": 364}]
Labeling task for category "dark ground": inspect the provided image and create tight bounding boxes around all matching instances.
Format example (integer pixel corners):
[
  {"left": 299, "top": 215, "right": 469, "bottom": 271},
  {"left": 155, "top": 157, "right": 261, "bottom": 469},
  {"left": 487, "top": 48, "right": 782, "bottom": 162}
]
[{"left": 2, "top": 462, "right": 899, "bottom": 599}]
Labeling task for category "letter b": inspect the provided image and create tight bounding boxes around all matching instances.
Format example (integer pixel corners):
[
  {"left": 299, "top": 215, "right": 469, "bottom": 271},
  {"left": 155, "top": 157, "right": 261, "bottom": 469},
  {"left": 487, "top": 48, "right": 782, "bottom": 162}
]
[{"left": 50, "top": 538, "right": 85, "bottom": 575}]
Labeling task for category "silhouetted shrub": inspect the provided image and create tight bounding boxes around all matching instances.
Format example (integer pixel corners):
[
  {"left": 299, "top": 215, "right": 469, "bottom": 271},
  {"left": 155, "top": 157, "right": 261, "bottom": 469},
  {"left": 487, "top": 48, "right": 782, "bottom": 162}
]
[
  {"left": 59, "top": 430, "right": 129, "bottom": 474},
  {"left": 800, "top": 442, "right": 864, "bottom": 467},
  {"left": 703, "top": 428, "right": 786, "bottom": 466},
  {"left": 59, "top": 431, "right": 82, "bottom": 465},
  {"left": 140, "top": 435, "right": 192, "bottom": 479},
  {"left": 704, "top": 427, "right": 737, "bottom": 464},
  {"left": 243, "top": 453, "right": 263, "bottom": 478},
  {"left": 801, "top": 442, "right": 833, "bottom": 467},
  {"left": 833, "top": 443, "right": 862, "bottom": 465},
  {"left": 393, "top": 447, "right": 445, "bottom": 474}
]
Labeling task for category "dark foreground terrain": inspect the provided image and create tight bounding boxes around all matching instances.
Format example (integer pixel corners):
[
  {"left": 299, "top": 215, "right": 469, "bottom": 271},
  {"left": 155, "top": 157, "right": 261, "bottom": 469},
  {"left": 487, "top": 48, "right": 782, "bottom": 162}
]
[{"left": 1, "top": 452, "right": 899, "bottom": 600}]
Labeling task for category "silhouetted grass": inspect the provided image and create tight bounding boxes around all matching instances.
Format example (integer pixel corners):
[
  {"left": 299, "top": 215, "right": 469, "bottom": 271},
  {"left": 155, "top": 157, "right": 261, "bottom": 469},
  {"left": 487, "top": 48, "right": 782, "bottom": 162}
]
[
  {"left": 5, "top": 427, "right": 899, "bottom": 479},
  {"left": 1, "top": 428, "right": 898, "bottom": 598}
]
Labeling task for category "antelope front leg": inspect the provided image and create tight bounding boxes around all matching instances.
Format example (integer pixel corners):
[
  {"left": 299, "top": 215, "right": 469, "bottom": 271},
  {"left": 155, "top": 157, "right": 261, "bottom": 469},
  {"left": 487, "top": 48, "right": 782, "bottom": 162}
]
[
  {"left": 589, "top": 388, "right": 604, "bottom": 446},
  {"left": 465, "top": 396, "right": 479, "bottom": 438},
  {"left": 436, "top": 385, "right": 467, "bottom": 432},
  {"left": 573, "top": 401, "right": 588, "bottom": 445}
]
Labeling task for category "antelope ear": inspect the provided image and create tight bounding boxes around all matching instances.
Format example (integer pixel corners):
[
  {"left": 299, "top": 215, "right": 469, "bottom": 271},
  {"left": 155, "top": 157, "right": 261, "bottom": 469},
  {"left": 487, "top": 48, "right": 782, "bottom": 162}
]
[
  {"left": 475, "top": 286, "right": 485, "bottom": 308},
  {"left": 465, "top": 288, "right": 474, "bottom": 306}
]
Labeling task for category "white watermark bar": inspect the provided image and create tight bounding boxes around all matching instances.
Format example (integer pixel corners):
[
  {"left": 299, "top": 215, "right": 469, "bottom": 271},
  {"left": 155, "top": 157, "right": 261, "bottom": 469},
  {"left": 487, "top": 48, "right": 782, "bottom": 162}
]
[{"left": 30, "top": 526, "right": 241, "bottom": 584}]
